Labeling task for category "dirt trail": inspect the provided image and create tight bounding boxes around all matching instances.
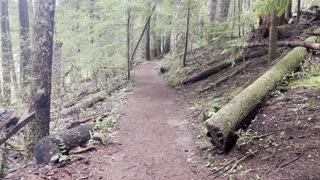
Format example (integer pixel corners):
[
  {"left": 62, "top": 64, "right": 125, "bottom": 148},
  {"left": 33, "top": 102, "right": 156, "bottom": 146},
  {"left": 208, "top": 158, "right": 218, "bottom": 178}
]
[{"left": 86, "top": 62, "right": 211, "bottom": 179}]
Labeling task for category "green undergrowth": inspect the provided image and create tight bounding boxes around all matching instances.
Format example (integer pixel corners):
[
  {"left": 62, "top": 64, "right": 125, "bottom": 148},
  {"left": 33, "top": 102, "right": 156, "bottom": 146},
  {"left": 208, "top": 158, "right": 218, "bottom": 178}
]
[{"left": 289, "top": 60, "right": 320, "bottom": 89}]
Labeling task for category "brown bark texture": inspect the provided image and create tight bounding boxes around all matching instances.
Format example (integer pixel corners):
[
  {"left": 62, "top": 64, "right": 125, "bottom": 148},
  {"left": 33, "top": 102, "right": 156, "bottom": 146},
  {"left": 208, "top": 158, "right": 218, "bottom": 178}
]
[{"left": 25, "top": 0, "right": 56, "bottom": 160}]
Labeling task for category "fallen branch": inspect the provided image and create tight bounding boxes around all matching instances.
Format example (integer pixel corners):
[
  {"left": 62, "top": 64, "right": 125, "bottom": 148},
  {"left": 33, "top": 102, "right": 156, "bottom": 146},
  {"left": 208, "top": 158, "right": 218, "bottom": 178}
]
[
  {"left": 0, "top": 112, "right": 35, "bottom": 146},
  {"left": 229, "top": 150, "right": 258, "bottom": 172},
  {"left": 199, "top": 61, "right": 251, "bottom": 93},
  {"left": 205, "top": 36, "right": 319, "bottom": 152},
  {"left": 248, "top": 40, "right": 320, "bottom": 51},
  {"left": 183, "top": 50, "right": 267, "bottom": 84},
  {"left": 279, "top": 152, "right": 304, "bottom": 168},
  {"left": 70, "top": 146, "right": 96, "bottom": 154}
]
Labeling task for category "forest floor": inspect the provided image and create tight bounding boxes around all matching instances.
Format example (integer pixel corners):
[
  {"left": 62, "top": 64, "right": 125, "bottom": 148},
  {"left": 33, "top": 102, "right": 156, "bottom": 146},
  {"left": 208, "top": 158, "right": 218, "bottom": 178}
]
[
  {"left": 158, "top": 24, "right": 320, "bottom": 179},
  {"left": 5, "top": 62, "right": 215, "bottom": 180},
  {"left": 5, "top": 24, "right": 320, "bottom": 180}
]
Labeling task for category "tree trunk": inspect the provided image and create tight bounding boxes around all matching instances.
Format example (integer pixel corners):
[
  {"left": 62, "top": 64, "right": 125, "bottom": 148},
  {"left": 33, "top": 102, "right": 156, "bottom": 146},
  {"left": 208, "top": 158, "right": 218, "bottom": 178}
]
[
  {"left": 127, "top": 9, "right": 131, "bottom": 80},
  {"left": 285, "top": 0, "right": 292, "bottom": 21},
  {"left": 268, "top": 11, "right": 279, "bottom": 64},
  {"left": 1, "top": 0, "right": 19, "bottom": 105},
  {"left": 205, "top": 36, "right": 318, "bottom": 152},
  {"left": 297, "top": 0, "right": 301, "bottom": 23},
  {"left": 151, "top": 9, "right": 158, "bottom": 58},
  {"left": 163, "top": 33, "right": 171, "bottom": 54},
  {"left": 52, "top": 41, "right": 63, "bottom": 99},
  {"left": 130, "top": 6, "right": 156, "bottom": 62},
  {"left": 0, "top": 0, "right": 11, "bottom": 105},
  {"left": 145, "top": 17, "right": 151, "bottom": 60},
  {"left": 208, "top": 0, "right": 217, "bottom": 43},
  {"left": 215, "top": 0, "right": 230, "bottom": 23},
  {"left": 19, "top": 0, "right": 32, "bottom": 103},
  {"left": 25, "top": 0, "right": 56, "bottom": 160},
  {"left": 182, "top": 0, "right": 191, "bottom": 67},
  {"left": 145, "top": 2, "right": 151, "bottom": 60},
  {"left": 34, "top": 124, "right": 93, "bottom": 164}
]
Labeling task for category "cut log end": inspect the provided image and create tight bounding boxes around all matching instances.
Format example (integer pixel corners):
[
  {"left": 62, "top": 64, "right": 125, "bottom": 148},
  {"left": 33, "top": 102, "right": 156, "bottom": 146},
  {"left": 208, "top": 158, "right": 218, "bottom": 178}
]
[
  {"left": 34, "top": 138, "right": 60, "bottom": 164},
  {"left": 205, "top": 121, "right": 237, "bottom": 153}
]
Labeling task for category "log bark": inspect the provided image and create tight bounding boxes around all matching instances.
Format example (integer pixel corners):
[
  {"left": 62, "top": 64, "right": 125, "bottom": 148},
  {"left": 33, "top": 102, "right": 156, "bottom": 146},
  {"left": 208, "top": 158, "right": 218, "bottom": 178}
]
[
  {"left": 182, "top": 49, "right": 267, "bottom": 84},
  {"left": 248, "top": 40, "right": 320, "bottom": 51},
  {"left": 205, "top": 36, "right": 318, "bottom": 152},
  {"left": 34, "top": 124, "right": 93, "bottom": 164}
]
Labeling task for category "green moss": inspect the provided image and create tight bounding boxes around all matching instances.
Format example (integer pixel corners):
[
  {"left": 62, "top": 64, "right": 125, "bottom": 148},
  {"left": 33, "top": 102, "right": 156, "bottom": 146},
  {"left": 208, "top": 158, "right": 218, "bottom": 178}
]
[{"left": 290, "top": 75, "right": 320, "bottom": 88}]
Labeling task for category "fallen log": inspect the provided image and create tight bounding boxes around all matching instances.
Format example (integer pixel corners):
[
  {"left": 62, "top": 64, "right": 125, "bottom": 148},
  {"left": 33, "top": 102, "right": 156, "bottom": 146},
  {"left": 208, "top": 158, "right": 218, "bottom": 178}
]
[
  {"left": 60, "top": 92, "right": 106, "bottom": 117},
  {"left": 205, "top": 36, "right": 318, "bottom": 152},
  {"left": 248, "top": 40, "right": 320, "bottom": 51},
  {"left": 34, "top": 124, "right": 94, "bottom": 164},
  {"left": 199, "top": 61, "right": 252, "bottom": 93},
  {"left": 182, "top": 50, "right": 268, "bottom": 84},
  {"left": 66, "top": 113, "right": 109, "bottom": 129}
]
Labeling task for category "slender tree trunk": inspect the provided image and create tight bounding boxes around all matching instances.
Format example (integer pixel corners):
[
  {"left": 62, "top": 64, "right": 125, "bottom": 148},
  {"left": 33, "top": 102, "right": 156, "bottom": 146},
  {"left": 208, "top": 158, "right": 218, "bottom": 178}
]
[
  {"left": 127, "top": 9, "right": 131, "bottom": 80},
  {"left": 25, "top": 0, "right": 56, "bottom": 160},
  {"left": 208, "top": 0, "right": 217, "bottom": 44},
  {"left": 28, "top": 0, "right": 33, "bottom": 18},
  {"left": 52, "top": 41, "right": 62, "bottom": 98},
  {"left": 238, "top": 0, "right": 242, "bottom": 38},
  {"left": 297, "top": 0, "right": 301, "bottom": 23},
  {"left": 89, "top": 0, "right": 95, "bottom": 44},
  {"left": 145, "top": 2, "right": 151, "bottom": 61},
  {"left": 285, "top": 0, "right": 292, "bottom": 21},
  {"left": 215, "top": 0, "right": 230, "bottom": 23},
  {"left": 151, "top": 9, "right": 158, "bottom": 58},
  {"left": 19, "top": 0, "right": 31, "bottom": 103},
  {"left": 1, "top": 0, "right": 18, "bottom": 105},
  {"left": 130, "top": 6, "right": 156, "bottom": 62},
  {"left": 183, "top": 0, "right": 191, "bottom": 67},
  {"left": 268, "top": 11, "right": 279, "bottom": 64},
  {"left": 164, "top": 33, "right": 171, "bottom": 54}
]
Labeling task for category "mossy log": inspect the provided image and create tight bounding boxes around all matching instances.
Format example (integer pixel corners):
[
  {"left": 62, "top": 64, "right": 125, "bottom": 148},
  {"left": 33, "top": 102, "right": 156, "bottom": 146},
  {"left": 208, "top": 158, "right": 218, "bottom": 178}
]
[
  {"left": 60, "top": 92, "right": 106, "bottom": 117},
  {"left": 34, "top": 124, "right": 93, "bottom": 164},
  {"left": 205, "top": 36, "right": 318, "bottom": 152},
  {"left": 200, "top": 61, "right": 252, "bottom": 93},
  {"left": 182, "top": 50, "right": 267, "bottom": 84}
]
